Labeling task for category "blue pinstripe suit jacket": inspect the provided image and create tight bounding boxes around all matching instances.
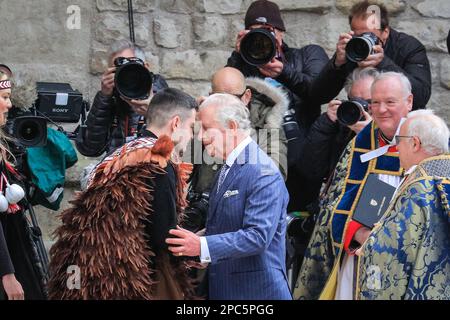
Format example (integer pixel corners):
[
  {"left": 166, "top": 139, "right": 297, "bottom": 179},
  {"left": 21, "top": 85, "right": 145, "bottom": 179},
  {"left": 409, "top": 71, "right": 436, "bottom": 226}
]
[{"left": 205, "top": 141, "right": 291, "bottom": 300}]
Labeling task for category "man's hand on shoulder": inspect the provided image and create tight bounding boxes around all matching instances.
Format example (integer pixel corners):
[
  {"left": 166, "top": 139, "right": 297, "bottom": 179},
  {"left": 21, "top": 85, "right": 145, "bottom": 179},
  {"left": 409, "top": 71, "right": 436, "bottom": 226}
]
[{"left": 166, "top": 226, "right": 201, "bottom": 257}]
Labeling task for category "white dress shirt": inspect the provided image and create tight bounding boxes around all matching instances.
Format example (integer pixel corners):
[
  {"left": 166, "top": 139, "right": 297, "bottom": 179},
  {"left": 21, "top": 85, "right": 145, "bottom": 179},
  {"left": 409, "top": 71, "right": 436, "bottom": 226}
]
[{"left": 199, "top": 136, "right": 253, "bottom": 264}]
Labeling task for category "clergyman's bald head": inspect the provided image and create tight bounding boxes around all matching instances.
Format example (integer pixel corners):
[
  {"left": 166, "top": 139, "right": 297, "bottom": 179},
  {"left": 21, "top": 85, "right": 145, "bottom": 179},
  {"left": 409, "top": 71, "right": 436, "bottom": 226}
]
[{"left": 211, "top": 67, "right": 246, "bottom": 95}]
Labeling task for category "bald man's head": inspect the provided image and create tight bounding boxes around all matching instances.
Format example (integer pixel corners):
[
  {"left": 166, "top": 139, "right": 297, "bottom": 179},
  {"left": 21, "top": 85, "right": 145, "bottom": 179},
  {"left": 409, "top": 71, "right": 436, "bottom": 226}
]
[{"left": 211, "top": 67, "right": 246, "bottom": 95}]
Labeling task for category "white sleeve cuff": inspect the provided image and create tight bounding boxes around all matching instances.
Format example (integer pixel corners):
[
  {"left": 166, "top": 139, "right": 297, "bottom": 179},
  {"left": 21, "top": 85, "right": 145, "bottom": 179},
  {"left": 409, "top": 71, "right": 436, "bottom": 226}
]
[{"left": 199, "top": 236, "right": 212, "bottom": 264}]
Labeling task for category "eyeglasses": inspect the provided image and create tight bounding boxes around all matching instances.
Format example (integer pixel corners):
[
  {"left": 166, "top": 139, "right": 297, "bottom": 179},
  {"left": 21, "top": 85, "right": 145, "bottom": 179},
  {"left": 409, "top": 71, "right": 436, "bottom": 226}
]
[{"left": 394, "top": 135, "right": 415, "bottom": 145}]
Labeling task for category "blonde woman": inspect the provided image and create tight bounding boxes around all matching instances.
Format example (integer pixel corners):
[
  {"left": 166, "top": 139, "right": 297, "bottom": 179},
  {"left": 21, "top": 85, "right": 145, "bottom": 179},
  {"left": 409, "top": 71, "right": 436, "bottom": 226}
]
[{"left": 0, "top": 70, "right": 46, "bottom": 300}]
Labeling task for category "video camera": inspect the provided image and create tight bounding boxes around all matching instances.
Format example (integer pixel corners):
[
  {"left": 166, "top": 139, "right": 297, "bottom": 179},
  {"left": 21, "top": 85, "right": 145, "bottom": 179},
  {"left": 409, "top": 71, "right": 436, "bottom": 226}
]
[{"left": 7, "top": 82, "right": 88, "bottom": 147}]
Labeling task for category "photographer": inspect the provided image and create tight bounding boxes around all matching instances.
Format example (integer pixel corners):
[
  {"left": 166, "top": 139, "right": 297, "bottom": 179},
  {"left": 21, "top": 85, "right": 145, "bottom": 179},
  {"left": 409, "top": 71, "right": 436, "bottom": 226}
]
[
  {"left": 313, "top": 0, "right": 431, "bottom": 110},
  {"left": 227, "top": 0, "right": 329, "bottom": 215},
  {"left": 296, "top": 68, "right": 377, "bottom": 185},
  {"left": 0, "top": 70, "right": 47, "bottom": 300},
  {"left": 76, "top": 39, "right": 168, "bottom": 157}
]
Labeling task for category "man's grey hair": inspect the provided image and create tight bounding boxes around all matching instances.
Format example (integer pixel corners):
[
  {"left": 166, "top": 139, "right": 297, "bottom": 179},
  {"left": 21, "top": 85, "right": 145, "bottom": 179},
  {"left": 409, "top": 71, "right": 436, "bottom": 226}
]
[
  {"left": 372, "top": 71, "right": 412, "bottom": 98},
  {"left": 108, "top": 39, "right": 145, "bottom": 62},
  {"left": 406, "top": 109, "right": 449, "bottom": 155},
  {"left": 200, "top": 93, "right": 252, "bottom": 134},
  {"left": 344, "top": 67, "right": 380, "bottom": 94}
]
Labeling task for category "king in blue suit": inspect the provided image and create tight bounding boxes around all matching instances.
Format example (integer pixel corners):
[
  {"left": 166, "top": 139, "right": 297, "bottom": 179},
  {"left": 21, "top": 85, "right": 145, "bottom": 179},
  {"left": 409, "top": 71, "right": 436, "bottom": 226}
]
[{"left": 167, "top": 93, "right": 291, "bottom": 300}]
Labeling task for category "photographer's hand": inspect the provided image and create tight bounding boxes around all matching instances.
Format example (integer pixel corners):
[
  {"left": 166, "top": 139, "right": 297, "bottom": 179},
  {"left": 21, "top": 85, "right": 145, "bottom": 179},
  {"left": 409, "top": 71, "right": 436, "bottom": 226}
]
[
  {"left": 334, "top": 31, "right": 354, "bottom": 68},
  {"left": 347, "top": 110, "right": 372, "bottom": 134},
  {"left": 125, "top": 97, "right": 151, "bottom": 116},
  {"left": 258, "top": 58, "right": 283, "bottom": 78},
  {"left": 326, "top": 100, "right": 341, "bottom": 122},
  {"left": 235, "top": 30, "right": 250, "bottom": 53},
  {"left": 358, "top": 45, "right": 384, "bottom": 68},
  {"left": 101, "top": 67, "right": 116, "bottom": 97}
]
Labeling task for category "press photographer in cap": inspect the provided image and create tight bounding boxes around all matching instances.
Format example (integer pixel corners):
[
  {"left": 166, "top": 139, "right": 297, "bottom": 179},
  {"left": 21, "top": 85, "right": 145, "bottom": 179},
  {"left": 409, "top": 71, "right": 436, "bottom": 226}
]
[
  {"left": 76, "top": 39, "right": 168, "bottom": 157},
  {"left": 313, "top": 0, "right": 431, "bottom": 110},
  {"left": 227, "top": 0, "right": 330, "bottom": 225}
]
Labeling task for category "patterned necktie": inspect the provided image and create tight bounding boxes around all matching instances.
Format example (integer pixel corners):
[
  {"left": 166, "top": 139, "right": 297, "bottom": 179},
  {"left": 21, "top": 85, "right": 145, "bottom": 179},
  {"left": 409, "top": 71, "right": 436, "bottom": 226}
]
[{"left": 216, "top": 164, "right": 229, "bottom": 194}]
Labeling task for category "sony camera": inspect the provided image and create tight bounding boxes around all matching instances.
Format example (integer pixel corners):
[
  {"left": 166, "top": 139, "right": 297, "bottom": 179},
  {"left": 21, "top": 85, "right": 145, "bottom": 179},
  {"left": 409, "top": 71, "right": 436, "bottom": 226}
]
[
  {"left": 114, "top": 57, "right": 153, "bottom": 100},
  {"left": 336, "top": 97, "right": 370, "bottom": 126},
  {"left": 346, "top": 32, "right": 379, "bottom": 63},
  {"left": 240, "top": 28, "right": 278, "bottom": 66},
  {"left": 7, "top": 82, "right": 88, "bottom": 147}
]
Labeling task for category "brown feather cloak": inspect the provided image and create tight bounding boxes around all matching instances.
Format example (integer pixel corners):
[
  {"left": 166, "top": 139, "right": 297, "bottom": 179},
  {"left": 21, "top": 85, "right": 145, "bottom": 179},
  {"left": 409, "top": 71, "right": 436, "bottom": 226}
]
[{"left": 47, "top": 135, "right": 195, "bottom": 300}]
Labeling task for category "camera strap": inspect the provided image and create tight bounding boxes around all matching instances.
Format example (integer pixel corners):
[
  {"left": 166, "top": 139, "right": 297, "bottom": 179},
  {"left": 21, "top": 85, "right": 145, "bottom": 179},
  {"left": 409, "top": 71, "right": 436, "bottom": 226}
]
[{"left": 0, "top": 80, "right": 11, "bottom": 90}]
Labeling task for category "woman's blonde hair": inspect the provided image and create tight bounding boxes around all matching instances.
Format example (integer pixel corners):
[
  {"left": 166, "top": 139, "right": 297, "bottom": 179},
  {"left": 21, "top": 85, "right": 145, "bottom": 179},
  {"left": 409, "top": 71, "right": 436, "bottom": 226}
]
[{"left": 0, "top": 70, "right": 15, "bottom": 165}]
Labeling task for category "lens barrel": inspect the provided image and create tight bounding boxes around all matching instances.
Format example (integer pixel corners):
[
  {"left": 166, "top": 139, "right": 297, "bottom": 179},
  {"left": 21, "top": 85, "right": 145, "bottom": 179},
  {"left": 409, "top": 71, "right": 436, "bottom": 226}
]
[
  {"left": 346, "top": 32, "right": 378, "bottom": 63},
  {"left": 114, "top": 58, "right": 153, "bottom": 100},
  {"left": 240, "top": 28, "right": 277, "bottom": 66}
]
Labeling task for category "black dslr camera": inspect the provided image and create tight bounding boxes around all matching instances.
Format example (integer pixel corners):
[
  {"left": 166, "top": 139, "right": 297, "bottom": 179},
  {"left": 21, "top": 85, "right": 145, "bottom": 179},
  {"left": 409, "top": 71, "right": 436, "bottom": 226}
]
[
  {"left": 114, "top": 57, "right": 153, "bottom": 100},
  {"left": 346, "top": 32, "right": 379, "bottom": 63},
  {"left": 336, "top": 97, "right": 370, "bottom": 126},
  {"left": 240, "top": 28, "right": 279, "bottom": 66}
]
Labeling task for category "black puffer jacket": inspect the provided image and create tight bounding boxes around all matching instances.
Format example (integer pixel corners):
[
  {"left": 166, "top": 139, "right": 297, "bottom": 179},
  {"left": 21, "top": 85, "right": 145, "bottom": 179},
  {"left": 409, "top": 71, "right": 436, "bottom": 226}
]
[
  {"left": 227, "top": 42, "right": 330, "bottom": 212},
  {"left": 76, "top": 74, "right": 168, "bottom": 157},
  {"left": 312, "top": 28, "right": 432, "bottom": 110}
]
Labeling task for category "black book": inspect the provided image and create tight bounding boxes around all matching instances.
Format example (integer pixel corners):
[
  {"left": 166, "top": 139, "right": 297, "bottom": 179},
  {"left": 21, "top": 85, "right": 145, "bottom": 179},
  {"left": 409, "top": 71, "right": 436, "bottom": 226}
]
[{"left": 352, "top": 174, "right": 397, "bottom": 228}]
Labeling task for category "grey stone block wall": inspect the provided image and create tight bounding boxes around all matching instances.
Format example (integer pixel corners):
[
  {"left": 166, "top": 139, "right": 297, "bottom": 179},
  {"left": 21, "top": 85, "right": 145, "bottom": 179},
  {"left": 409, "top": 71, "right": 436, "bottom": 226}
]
[{"left": 0, "top": 0, "right": 449, "bottom": 245}]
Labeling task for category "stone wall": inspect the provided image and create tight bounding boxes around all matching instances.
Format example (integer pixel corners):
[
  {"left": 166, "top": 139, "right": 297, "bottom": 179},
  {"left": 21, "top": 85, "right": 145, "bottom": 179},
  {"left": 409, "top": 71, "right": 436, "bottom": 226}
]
[{"left": 0, "top": 0, "right": 449, "bottom": 246}]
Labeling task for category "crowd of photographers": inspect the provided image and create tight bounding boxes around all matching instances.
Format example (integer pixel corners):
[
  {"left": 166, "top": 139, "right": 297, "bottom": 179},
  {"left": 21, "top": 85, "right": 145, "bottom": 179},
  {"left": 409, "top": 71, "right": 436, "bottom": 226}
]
[{"left": 1, "top": 0, "right": 449, "bottom": 300}]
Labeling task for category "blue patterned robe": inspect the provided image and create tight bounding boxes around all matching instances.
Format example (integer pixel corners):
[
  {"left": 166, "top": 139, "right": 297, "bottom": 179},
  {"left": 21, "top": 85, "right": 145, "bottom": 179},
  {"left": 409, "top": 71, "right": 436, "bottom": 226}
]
[
  {"left": 358, "top": 155, "right": 450, "bottom": 300},
  {"left": 293, "top": 122, "right": 403, "bottom": 299}
]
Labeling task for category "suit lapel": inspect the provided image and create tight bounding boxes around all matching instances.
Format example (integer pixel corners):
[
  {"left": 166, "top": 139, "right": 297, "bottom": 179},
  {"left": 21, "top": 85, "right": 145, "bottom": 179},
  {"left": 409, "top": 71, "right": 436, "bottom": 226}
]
[{"left": 208, "top": 142, "right": 255, "bottom": 222}]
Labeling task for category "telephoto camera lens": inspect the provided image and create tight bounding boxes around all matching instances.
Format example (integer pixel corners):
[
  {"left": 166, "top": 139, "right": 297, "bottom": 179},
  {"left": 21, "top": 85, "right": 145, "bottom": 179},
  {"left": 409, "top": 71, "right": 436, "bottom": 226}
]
[
  {"left": 346, "top": 32, "right": 379, "bottom": 63},
  {"left": 336, "top": 98, "right": 370, "bottom": 126},
  {"left": 114, "top": 57, "right": 153, "bottom": 100},
  {"left": 240, "top": 28, "right": 277, "bottom": 66}
]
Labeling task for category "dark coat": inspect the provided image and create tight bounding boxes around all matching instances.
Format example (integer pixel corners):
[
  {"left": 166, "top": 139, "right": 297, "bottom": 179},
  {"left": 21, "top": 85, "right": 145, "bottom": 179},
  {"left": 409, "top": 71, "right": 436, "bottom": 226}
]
[{"left": 0, "top": 163, "right": 47, "bottom": 300}]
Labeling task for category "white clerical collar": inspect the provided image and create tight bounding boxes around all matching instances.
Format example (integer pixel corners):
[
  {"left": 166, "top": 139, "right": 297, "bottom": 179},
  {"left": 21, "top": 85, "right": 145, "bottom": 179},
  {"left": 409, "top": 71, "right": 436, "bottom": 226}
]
[
  {"left": 405, "top": 165, "right": 417, "bottom": 176},
  {"left": 225, "top": 136, "right": 253, "bottom": 167},
  {"left": 360, "top": 118, "right": 406, "bottom": 163}
]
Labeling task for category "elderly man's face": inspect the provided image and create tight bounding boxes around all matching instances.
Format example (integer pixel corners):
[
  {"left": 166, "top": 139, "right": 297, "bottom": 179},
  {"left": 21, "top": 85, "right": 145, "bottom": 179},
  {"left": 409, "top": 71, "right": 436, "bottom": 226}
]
[
  {"left": 349, "top": 77, "right": 374, "bottom": 101},
  {"left": 370, "top": 78, "right": 412, "bottom": 140},
  {"left": 396, "top": 120, "right": 415, "bottom": 170},
  {"left": 197, "top": 105, "right": 233, "bottom": 161}
]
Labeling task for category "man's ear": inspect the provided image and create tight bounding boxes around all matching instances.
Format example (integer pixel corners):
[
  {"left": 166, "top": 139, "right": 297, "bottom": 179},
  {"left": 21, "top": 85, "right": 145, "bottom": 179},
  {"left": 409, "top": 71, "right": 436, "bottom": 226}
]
[
  {"left": 228, "top": 119, "right": 239, "bottom": 132},
  {"left": 171, "top": 115, "right": 181, "bottom": 132},
  {"left": 381, "top": 27, "right": 390, "bottom": 44},
  {"left": 412, "top": 136, "right": 421, "bottom": 152},
  {"left": 241, "top": 88, "right": 252, "bottom": 106},
  {"left": 406, "top": 94, "right": 413, "bottom": 112}
]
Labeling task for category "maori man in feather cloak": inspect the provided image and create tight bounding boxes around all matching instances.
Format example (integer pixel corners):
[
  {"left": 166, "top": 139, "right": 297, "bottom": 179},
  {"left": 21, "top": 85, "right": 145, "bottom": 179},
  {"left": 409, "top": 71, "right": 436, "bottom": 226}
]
[{"left": 48, "top": 88, "right": 198, "bottom": 300}]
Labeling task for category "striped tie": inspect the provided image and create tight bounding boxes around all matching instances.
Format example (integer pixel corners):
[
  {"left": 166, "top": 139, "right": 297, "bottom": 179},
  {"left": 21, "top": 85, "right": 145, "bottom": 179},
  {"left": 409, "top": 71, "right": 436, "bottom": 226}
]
[{"left": 216, "top": 164, "right": 229, "bottom": 194}]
